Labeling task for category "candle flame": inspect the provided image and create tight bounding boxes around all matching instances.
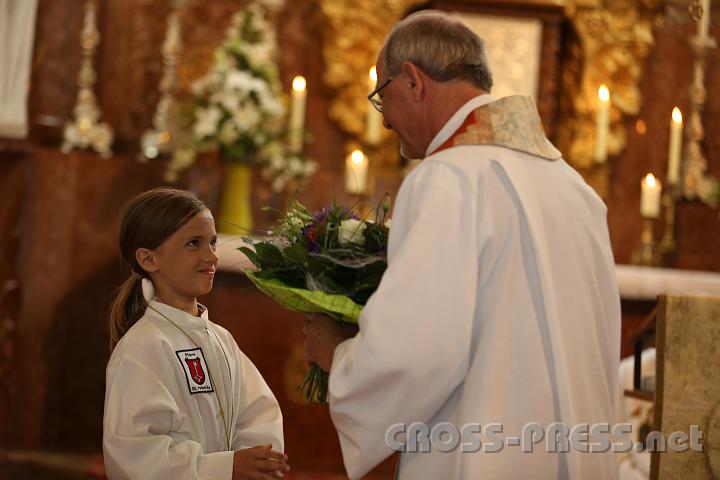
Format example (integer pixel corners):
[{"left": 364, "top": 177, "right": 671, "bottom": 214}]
[
  {"left": 645, "top": 173, "right": 656, "bottom": 187},
  {"left": 292, "top": 76, "right": 306, "bottom": 92},
  {"left": 351, "top": 149, "right": 365, "bottom": 164},
  {"left": 598, "top": 85, "right": 610, "bottom": 102},
  {"left": 369, "top": 66, "right": 377, "bottom": 83},
  {"left": 672, "top": 107, "right": 682, "bottom": 124}
]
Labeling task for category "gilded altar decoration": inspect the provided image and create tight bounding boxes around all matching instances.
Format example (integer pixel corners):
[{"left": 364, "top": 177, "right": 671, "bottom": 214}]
[
  {"left": 320, "top": 0, "right": 663, "bottom": 198},
  {"left": 60, "top": 0, "right": 114, "bottom": 158},
  {"left": 681, "top": 0, "right": 718, "bottom": 205},
  {"left": 140, "top": 1, "right": 185, "bottom": 161},
  {"left": 167, "top": 0, "right": 316, "bottom": 194},
  {"left": 319, "top": 0, "right": 419, "bottom": 150},
  {"left": 554, "top": 1, "right": 663, "bottom": 196}
]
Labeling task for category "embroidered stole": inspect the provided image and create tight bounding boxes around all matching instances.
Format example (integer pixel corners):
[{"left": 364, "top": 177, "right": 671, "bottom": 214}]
[{"left": 434, "top": 95, "right": 561, "bottom": 161}]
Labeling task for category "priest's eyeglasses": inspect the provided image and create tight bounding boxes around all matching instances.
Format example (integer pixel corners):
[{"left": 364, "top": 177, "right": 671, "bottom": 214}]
[{"left": 367, "top": 76, "right": 394, "bottom": 113}]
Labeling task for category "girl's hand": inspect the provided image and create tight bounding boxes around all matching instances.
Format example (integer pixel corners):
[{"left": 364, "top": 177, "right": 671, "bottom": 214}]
[{"left": 232, "top": 445, "right": 289, "bottom": 480}]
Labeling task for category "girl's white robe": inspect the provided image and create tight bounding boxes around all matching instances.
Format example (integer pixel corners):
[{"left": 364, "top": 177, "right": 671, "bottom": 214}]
[{"left": 103, "top": 301, "right": 283, "bottom": 480}]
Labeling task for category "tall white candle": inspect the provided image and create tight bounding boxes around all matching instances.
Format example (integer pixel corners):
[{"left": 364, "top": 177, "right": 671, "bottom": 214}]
[
  {"left": 365, "top": 66, "right": 383, "bottom": 145},
  {"left": 593, "top": 85, "right": 610, "bottom": 164},
  {"left": 288, "top": 75, "right": 307, "bottom": 153},
  {"left": 667, "top": 107, "right": 683, "bottom": 186},
  {"left": 640, "top": 173, "right": 662, "bottom": 218},
  {"left": 699, "top": 0, "right": 711, "bottom": 41},
  {"left": 345, "top": 149, "right": 368, "bottom": 194}
]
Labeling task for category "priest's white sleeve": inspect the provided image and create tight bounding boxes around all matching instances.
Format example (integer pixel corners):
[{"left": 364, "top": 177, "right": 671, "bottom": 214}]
[
  {"left": 103, "top": 356, "right": 234, "bottom": 480},
  {"left": 230, "top": 346, "right": 284, "bottom": 452},
  {"left": 328, "top": 160, "right": 481, "bottom": 479}
]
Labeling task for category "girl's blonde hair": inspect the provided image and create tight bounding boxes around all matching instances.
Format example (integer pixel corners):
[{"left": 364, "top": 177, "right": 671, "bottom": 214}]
[{"left": 109, "top": 188, "right": 206, "bottom": 351}]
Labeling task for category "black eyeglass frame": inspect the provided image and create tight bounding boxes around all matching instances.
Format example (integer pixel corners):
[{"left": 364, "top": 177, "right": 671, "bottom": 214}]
[{"left": 367, "top": 76, "right": 395, "bottom": 113}]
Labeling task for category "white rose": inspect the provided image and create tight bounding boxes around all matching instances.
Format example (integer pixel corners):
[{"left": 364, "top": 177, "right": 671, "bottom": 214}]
[{"left": 338, "top": 219, "right": 367, "bottom": 245}]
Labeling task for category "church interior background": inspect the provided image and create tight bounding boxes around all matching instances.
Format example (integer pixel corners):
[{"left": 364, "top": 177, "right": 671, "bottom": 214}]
[{"left": 0, "top": 0, "right": 719, "bottom": 478}]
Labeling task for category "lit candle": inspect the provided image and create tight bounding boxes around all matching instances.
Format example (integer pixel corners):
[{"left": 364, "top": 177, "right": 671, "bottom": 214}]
[
  {"left": 593, "top": 85, "right": 610, "bottom": 164},
  {"left": 667, "top": 107, "right": 683, "bottom": 186},
  {"left": 288, "top": 75, "right": 307, "bottom": 153},
  {"left": 640, "top": 173, "right": 662, "bottom": 218},
  {"left": 366, "top": 66, "right": 383, "bottom": 145},
  {"left": 698, "top": 0, "right": 711, "bottom": 42},
  {"left": 345, "top": 149, "right": 368, "bottom": 194}
]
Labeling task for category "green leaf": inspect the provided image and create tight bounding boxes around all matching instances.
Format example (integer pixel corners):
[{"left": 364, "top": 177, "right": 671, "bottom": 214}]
[
  {"left": 283, "top": 243, "right": 308, "bottom": 265},
  {"left": 254, "top": 242, "right": 285, "bottom": 267},
  {"left": 242, "top": 270, "right": 362, "bottom": 324},
  {"left": 238, "top": 246, "right": 261, "bottom": 269}
]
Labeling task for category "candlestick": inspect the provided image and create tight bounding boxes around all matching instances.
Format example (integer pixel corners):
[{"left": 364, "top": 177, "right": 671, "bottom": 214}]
[
  {"left": 630, "top": 218, "right": 660, "bottom": 267},
  {"left": 683, "top": 2, "right": 717, "bottom": 202},
  {"left": 659, "top": 185, "right": 678, "bottom": 256},
  {"left": 667, "top": 107, "right": 683, "bottom": 186},
  {"left": 365, "top": 66, "right": 382, "bottom": 145},
  {"left": 288, "top": 75, "right": 307, "bottom": 153},
  {"left": 61, "top": 0, "right": 113, "bottom": 158},
  {"left": 140, "top": 4, "right": 183, "bottom": 161},
  {"left": 593, "top": 85, "right": 610, "bottom": 164},
  {"left": 698, "top": 0, "right": 710, "bottom": 42},
  {"left": 345, "top": 149, "right": 368, "bottom": 194},
  {"left": 640, "top": 173, "right": 661, "bottom": 218}
]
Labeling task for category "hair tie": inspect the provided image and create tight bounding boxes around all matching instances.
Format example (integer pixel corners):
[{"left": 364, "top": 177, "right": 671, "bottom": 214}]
[{"left": 141, "top": 277, "right": 155, "bottom": 303}]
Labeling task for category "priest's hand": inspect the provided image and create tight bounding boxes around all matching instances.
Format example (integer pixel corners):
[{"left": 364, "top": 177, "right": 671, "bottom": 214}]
[
  {"left": 303, "top": 314, "right": 358, "bottom": 372},
  {"left": 232, "top": 445, "right": 289, "bottom": 480}
]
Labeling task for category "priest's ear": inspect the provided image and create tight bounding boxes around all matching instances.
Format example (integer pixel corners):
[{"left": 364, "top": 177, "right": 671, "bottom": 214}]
[
  {"left": 135, "top": 248, "right": 159, "bottom": 273},
  {"left": 400, "top": 60, "right": 426, "bottom": 101}
]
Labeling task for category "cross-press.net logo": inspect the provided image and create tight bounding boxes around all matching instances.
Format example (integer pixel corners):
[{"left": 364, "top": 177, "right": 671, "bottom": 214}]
[{"left": 385, "top": 422, "right": 703, "bottom": 454}]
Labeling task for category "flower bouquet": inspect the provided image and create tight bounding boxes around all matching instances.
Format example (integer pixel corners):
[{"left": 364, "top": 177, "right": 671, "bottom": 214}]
[{"left": 239, "top": 198, "right": 391, "bottom": 402}]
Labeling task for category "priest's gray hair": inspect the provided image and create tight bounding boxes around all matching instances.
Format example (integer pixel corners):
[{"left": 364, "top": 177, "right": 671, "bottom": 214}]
[{"left": 382, "top": 10, "right": 493, "bottom": 92}]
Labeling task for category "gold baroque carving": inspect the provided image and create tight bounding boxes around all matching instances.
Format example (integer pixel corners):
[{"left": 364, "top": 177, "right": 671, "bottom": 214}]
[
  {"left": 320, "top": 0, "right": 664, "bottom": 196},
  {"left": 555, "top": 0, "right": 663, "bottom": 196},
  {"left": 319, "top": 0, "right": 420, "bottom": 146}
]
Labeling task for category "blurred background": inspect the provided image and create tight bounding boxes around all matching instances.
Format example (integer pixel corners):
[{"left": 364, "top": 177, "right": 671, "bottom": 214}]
[{"left": 0, "top": 0, "right": 718, "bottom": 478}]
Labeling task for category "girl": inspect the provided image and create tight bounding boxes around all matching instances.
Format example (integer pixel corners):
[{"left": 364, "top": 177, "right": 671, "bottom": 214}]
[{"left": 103, "top": 188, "right": 288, "bottom": 480}]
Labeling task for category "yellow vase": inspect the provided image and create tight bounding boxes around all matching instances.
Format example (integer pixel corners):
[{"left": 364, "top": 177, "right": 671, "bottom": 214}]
[{"left": 219, "top": 163, "right": 253, "bottom": 235}]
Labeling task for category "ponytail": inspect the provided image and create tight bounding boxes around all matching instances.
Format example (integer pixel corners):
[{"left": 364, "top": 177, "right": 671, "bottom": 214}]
[{"left": 108, "top": 273, "right": 148, "bottom": 351}]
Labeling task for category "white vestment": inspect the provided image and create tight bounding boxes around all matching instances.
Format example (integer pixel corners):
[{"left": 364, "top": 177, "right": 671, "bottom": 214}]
[
  {"left": 104, "top": 300, "right": 283, "bottom": 480},
  {"left": 328, "top": 95, "right": 620, "bottom": 479}
]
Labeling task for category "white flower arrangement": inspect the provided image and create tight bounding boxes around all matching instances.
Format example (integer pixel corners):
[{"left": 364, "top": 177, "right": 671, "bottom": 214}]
[{"left": 166, "top": 0, "right": 316, "bottom": 193}]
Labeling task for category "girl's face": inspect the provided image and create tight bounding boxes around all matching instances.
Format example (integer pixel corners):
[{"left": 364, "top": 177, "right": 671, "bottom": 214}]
[{"left": 140, "top": 209, "right": 219, "bottom": 306}]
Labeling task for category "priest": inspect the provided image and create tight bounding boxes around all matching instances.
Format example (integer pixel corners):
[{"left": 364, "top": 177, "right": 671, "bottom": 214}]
[{"left": 304, "top": 10, "right": 620, "bottom": 479}]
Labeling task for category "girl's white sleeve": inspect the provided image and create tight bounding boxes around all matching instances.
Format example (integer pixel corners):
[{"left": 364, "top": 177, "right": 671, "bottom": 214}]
[
  {"left": 230, "top": 346, "right": 284, "bottom": 453},
  {"left": 103, "top": 355, "right": 234, "bottom": 480}
]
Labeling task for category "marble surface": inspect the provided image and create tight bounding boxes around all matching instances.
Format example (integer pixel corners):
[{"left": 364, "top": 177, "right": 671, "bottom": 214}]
[
  {"left": 616, "top": 264, "right": 720, "bottom": 300},
  {"left": 216, "top": 234, "right": 256, "bottom": 273}
]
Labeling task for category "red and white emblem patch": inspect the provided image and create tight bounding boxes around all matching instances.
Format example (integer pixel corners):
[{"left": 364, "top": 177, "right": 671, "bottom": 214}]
[{"left": 176, "top": 348, "right": 213, "bottom": 394}]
